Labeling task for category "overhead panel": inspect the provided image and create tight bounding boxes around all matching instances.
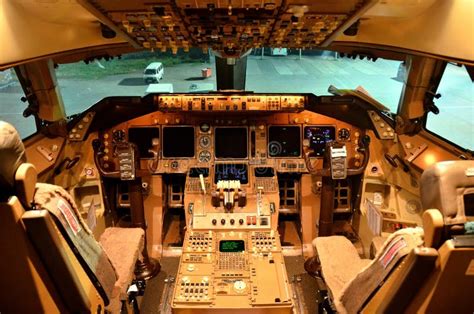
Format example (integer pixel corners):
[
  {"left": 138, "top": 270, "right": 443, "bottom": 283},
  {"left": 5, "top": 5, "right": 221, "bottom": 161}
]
[{"left": 82, "top": 0, "right": 376, "bottom": 57}]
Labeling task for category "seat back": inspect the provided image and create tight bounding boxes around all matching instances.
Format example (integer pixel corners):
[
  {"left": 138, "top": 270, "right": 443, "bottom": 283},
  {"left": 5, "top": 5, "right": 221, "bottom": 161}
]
[
  {"left": 336, "top": 227, "right": 425, "bottom": 313},
  {"left": 0, "top": 120, "right": 112, "bottom": 313},
  {"left": 407, "top": 160, "right": 474, "bottom": 313}
]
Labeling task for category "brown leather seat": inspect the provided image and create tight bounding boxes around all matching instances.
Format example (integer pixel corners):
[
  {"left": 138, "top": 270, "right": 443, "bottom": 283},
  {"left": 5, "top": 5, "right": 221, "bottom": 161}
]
[{"left": 0, "top": 120, "right": 144, "bottom": 313}]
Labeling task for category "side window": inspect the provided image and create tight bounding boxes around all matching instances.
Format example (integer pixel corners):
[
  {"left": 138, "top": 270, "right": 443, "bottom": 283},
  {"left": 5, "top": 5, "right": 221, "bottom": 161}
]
[
  {"left": 0, "top": 68, "right": 37, "bottom": 138},
  {"left": 425, "top": 63, "right": 474, "bottom": 150}
]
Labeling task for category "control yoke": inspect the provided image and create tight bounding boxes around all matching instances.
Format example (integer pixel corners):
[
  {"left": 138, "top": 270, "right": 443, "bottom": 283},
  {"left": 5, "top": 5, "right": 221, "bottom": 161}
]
[
  {"left": 212, "top": 180, "right": 247, "bottom": 212},
  {"left": 303, "top": 135, "right": 370, "bottom": 177}
]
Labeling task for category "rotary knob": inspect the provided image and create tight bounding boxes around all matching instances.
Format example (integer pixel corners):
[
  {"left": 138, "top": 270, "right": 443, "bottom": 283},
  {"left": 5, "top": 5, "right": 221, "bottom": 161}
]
[
  {"left": 212, "top": 219, "right": 217, "bottom": 225},
  {"left": 230, "top": 219, "right": 235, "bottom": 225}
]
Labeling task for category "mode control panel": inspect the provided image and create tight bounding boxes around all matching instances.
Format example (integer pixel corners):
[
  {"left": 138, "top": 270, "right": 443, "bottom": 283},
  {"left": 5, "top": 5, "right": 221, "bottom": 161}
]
[{"left": 156, "top": 94, "right": 305, "bottom": 112}]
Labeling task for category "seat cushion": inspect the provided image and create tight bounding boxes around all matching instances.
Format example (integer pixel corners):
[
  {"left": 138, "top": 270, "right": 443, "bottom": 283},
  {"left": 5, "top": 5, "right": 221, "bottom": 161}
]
[
  {"left": 313, "top": 236, "right": 371, "bottom": 301},
  {"left": 100, "top": 227, "right": 145, "bottom": 301}
]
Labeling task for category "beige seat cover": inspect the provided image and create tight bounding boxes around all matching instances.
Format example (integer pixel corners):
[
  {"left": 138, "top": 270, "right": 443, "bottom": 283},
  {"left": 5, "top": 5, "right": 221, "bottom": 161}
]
[{"left": 313, "top": 236, "right": 371, "bottom": 301}]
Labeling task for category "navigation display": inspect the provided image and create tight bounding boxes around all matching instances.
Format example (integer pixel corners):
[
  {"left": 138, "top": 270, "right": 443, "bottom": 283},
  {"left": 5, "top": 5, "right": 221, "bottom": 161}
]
[
  {"left": 215, "top": 127, "right": 248, "bottom": 158},
  {"left": 214, "top": 163, "right": 248, "bottom": 184},
  {"left": 268, "top": 126, "right": 301, "bottom": 157},
  {"left": 219, "top": 240, "right": 245, "bottom": 252},
  {"left": 162, "top": 126, "right": 195, "bottom": 157},
  {"left": 304, "top": 126, "right": 335, "bottom": 157},
  {"left": 128, "top": 127, "right": 159, "bottom": 159}
]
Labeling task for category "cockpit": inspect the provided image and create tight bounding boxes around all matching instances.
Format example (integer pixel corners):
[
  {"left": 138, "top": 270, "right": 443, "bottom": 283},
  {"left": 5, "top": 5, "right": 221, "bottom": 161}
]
[{"left": 0, "top": 1, "right": 473, "bottom": 313}]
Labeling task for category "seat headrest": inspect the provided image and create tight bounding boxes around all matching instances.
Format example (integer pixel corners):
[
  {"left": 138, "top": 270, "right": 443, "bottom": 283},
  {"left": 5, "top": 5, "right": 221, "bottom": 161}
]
[
  {"left": 0, "top": 121, "right": 26, "bottom": 201},
  {"left": 420, "top": 160, "right": 474, "bottom": 225}
]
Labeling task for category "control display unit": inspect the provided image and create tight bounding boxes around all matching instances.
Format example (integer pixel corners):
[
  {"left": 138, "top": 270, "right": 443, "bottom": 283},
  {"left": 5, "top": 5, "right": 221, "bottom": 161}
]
[
  {"left": 215, "top": 127, "right": 248, "bottom": 158},
  {"left": 219, "top": 240, "right": 245, "bottom": 252},
  {"left": 162, "top": 126, "right": 195, "bottom": 158},
  {"left": 128, "top": 127, "right": 159, "bottom": 159},
  {"left": 304, "top": 126, "right": 336, "bottom": 157},
  {"left": 268, "top": 126, "right": 301, "bottom": 157},
  {"left": 214, "top": 163, "right": 248, "bottom": 184}
]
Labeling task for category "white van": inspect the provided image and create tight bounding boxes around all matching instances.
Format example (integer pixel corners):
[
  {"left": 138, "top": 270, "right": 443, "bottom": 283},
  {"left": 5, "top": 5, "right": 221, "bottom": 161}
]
[{"left": 143, "top": 62, "right": 164, "bottom": 83}]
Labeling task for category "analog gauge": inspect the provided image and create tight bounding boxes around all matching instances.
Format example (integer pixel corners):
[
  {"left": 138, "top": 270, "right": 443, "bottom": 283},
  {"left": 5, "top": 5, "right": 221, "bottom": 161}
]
[
  {"left": 112, "top": 129, "right": 125, "bottom": 142},
  {"left": 200, "top": 123, "right": 211, "bottom": 133},
  {"left": 198, "top": 150, "right": 211, "bottom": 163},
  {"left": 233, "top": 280, "right": 247, "bottom": 293},
  {"left": 199, "top": 135, "right": 211, "bottom": 148},
  {"left": 338, "top": 128, "right": 351, "bottom": 141}
]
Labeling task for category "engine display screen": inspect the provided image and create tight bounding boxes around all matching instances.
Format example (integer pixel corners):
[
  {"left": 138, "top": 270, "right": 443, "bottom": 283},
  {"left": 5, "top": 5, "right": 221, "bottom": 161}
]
[
  {"left": 189, "top": 167, "right": 209, "bottom": 178},
  {"left": 304, "top": 126, "right": 336, "bottom": 157},
  {"left": 162, "top": 126, "right": 195, "bottom": 157},
  {"left": 128, "top": 127, "right": 160, "bottom": 159},
  {"left": 219, "top": 240, "right": 245, "bottom": 252},
  {"left": 214, "top": 163, "right": 248, "bottom": 184},
  {"left": 268, "top": 126, "right": 301, "bottom": 157},
  {"left": 254, "top": 167, "right": 275, "bottom": 177},
  {"left": 215, "top": 127, "right": 248, "bottom": 158}
]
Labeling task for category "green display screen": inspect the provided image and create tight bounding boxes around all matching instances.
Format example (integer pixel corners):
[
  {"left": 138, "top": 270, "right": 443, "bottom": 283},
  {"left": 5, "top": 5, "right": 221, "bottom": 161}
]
[{"left": 219, "top": 240, "right": 245, "bottom": 252}]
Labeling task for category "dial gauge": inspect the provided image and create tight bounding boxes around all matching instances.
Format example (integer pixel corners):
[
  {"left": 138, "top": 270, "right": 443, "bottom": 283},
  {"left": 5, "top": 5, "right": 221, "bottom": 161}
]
[
  {"left": 198, "top": 150, "right": 211, "bottom": 163},
  {"left": 112, "top": 129, "right": 125, "bottom": 142},
  {"left": 199, "top": 135, "right": 211, "bottom": 148},
  {"left": 200, "top": 123, "right": 210, "bottom": 133},
  {"left": 338, "top": 128, "right": 351, "bottom": 141}
]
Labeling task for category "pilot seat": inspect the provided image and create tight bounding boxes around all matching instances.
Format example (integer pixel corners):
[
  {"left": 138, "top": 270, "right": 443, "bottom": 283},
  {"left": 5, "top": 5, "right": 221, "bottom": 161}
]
[
  {"left": 0, "top": 121, "right": 145, "bottom": 313},
  {"left": 310, "top": 160, "right": 474, "bottom": 313}
]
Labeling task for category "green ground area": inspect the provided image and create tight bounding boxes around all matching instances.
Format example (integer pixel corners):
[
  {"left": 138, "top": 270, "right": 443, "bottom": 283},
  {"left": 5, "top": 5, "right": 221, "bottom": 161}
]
[{"left": 56, "top": 50, "right": 208, "bottom": 79}]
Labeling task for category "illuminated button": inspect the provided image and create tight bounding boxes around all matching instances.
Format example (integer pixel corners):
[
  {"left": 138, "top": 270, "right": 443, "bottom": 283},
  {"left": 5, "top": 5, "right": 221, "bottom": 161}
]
[
  {"left": 246, "top": 216, "right": 252, "bottom": 225},
  {"left": 187, "top": 264, "right": 195, "bottom": 272},
  {"left": 78, "top": 124, "right": 84, "bottom": 129},
  {"left": 83, "top": 117, "right": 90, "bottom": 123}
]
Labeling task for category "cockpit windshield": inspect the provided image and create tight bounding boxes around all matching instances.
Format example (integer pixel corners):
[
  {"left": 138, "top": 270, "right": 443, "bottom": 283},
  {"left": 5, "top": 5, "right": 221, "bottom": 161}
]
[{"left": 54, "top": 49, "right": 404, "bottom": 117}]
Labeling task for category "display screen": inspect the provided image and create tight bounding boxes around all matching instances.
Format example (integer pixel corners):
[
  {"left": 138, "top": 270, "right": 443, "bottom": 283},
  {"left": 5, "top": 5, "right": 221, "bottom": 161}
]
[
  {"left": 219, "top": 240, "right": 245, "bottom": 252},
  {"left": 254, "top": 167, "right": 275, "bottom": 177},
  {"left": 214, "top": 163, "right": 248, "bottom": 184},
  {"left": 162, "top": 126, "right": 195, "bottom": 157},
  {"left": 465, "top": 193, "right": 474, "bottom": 216},
  {"left": 268, "top": 126, "right": 301, "bottom": 157},
  {"left": 215, "top": 127, "right": 248, "bottom": 158},
  {"left": 304, "top": 126, "right": 336, "bottom": 157},
  {"left": 189, "top": 167, "right": 209, "bottom": 178},
  {"left": 128, "top": 127, "right": 160, "bottom": 159}
]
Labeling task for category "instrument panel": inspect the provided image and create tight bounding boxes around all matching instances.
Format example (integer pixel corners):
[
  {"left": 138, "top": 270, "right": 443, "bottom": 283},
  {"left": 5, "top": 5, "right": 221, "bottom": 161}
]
[{"left": 96, "top": 94, "right": 363, "bottom": 182}]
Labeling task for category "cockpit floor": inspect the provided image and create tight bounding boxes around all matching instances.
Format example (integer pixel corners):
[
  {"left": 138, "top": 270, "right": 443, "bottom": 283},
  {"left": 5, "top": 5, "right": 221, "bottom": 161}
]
[{"left": 140, "top": 255, "right": 319, "bottom": 313}]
